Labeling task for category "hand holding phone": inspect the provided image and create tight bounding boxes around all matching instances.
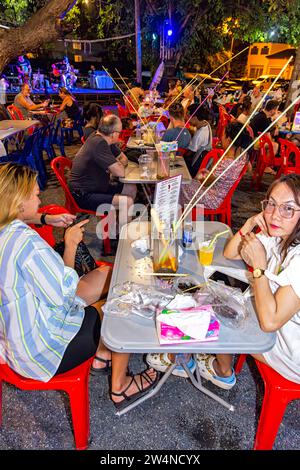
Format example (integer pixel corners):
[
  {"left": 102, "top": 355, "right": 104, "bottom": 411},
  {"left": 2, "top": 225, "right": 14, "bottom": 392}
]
[{"left": 71, "top": 213, "right": 91, "bottom": 226}]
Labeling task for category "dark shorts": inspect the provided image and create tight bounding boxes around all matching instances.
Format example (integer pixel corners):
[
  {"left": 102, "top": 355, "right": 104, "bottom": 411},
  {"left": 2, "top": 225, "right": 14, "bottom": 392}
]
[
  {"left": 55, "top": 305, "right": 101, "bottom": 375},
  {"left": 71, "top": 182, "right": 124, "bottom": 211}
]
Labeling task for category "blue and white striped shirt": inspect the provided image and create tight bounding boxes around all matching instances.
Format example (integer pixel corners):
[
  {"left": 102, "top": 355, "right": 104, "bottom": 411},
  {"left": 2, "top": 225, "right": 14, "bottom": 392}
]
[{"left": 0, "top": 220, "right": 86, "bottom": 382}]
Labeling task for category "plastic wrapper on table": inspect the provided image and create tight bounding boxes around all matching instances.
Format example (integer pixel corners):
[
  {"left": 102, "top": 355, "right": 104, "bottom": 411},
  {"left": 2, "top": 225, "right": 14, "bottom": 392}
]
[
  {"left": 195, "top": 279, "right": 249, "bottom": 328},
  {"left": 102, "top": 281, "right": 174, "bottom": 320}
]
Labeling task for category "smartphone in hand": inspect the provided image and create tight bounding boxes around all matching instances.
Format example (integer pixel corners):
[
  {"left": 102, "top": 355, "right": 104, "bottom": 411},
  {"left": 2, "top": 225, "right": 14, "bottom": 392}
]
[{"left": 71, "top": 213, "right": 91, "bottom": 226}]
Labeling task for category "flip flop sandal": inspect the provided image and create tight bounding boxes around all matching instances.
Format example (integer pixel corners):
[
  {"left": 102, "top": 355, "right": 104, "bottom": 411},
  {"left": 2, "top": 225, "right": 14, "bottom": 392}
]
[
  {"left": 90, "top": 355, "right": 112, "bottom": 376},
  {"left": 110, "top": 368, "right": 160, "bottom": 411}
]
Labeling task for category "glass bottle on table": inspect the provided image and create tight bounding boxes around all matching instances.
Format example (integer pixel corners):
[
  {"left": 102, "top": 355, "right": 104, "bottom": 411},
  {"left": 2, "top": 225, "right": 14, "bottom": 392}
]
[
  {"left": 157, "top": 151, "right": 170, "bottom": 179},
  {"left": 153, "top": 227, "right": 178, "bottom": 274}
]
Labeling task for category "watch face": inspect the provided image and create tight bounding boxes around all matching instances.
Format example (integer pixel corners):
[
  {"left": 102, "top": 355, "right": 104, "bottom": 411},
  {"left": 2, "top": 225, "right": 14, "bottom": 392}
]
[{"left": 253, "top": 268, "right": 262, "bottom": 278}]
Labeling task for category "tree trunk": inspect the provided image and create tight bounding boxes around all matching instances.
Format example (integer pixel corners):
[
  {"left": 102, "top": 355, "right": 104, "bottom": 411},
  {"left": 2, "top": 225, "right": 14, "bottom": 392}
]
[
  {"left": 286, "top": 44, "right": 300, "bottom": 112},
  {"left": 0, "top": 0, "right": 77, "bottom": 73}
]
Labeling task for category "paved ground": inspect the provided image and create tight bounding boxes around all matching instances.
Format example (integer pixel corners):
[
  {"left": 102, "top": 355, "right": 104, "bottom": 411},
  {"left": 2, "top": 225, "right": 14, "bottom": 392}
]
[{"left": 1, "top": 141, "right": 299, "bottom": 451}]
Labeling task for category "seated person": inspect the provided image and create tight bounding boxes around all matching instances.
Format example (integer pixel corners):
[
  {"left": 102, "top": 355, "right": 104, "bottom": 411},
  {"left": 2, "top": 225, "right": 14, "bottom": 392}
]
[
  {"left": 180, "top": 121, "right": 251, "bottom": 208},
  {"left": 69, "top": 115, "right": 135, "bottom": 232},
  {"left": 127, "top": 81, "right": 144, "bottom": 109},
  {"left": 161, "top": 102, "right": 191, "bottom": 149},
  {"left": 181, "top": 84, "right": 195, "bottom": 116},
  {"left": 83, "top": 103, "right": 129, "bottom": 167},
  {"left": 250, "top": 100, "right": 280, "bottom": 173},
  {"left": 14, "top": 83, "right": 49, "bottom": 118},
  {"left": 0, "top": 163, "right": 158, "bottom": 410},
  {"left": 183, "top": 105, "right": 212, "bottom": 177},
  {"left": 138, "top": 97, "right": 154, "bottom": 118},
  {"left": 249, "top": 86, "right": 263, "bottom": 112},
  {"left": 83, "top": 102, "right": 103, "bottom": 140},
  {"left": 197, "top": 174, "right": 300, "bottom": 390},
  {"left": 236, "top": 96, "right": 252, "bottom": 124},
  {"left": 58, "top": 87, "right": 80, "bottom": 120}
]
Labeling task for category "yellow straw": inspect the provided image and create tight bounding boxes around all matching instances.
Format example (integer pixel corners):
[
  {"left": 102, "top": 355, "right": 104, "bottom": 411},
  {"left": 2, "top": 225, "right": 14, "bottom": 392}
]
[
  {"left": 178, "top": 92, "right": 300, "bottom": 229},
  {"left": 208, "top": 229, "right": 230, "bottom": 249}
]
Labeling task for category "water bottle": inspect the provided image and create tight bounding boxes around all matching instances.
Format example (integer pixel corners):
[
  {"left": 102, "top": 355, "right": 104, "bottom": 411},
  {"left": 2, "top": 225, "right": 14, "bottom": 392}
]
[
  {"left": 136, "top": 122, "right": 142, "bottom": 139},
  {"left": 182, "top": 211, "right": 193, "bottom": 248}
]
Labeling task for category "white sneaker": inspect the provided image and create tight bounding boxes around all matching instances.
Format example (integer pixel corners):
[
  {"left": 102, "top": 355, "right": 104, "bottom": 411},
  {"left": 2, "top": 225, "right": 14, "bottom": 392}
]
[
  {"left": 196, "top": 354, "right": 236, "bottom": 390},
  {"left": 146, "top": 353, "right": 196, "bottom": 378}
]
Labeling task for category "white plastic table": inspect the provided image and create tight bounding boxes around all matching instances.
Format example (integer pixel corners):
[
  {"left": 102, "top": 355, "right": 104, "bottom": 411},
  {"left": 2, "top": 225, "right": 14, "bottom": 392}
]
[
  {"left": 0, "top": 120, "right": 40, "bottom": 141},
  {"left": 102, "top": 221, "right": 276, "bottom": 415}
]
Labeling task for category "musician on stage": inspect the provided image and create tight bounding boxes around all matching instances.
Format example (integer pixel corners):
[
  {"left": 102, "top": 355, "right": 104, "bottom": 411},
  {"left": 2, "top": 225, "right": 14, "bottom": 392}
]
[{"left": 16, "top": 55, "right": 32, "bottom": 85}]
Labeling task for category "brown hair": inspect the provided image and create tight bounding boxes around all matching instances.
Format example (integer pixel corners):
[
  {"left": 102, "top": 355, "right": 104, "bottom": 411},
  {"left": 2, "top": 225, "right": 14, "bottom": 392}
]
[
  {"left": 169, "top": 102, "right": 184, "bottom": 120},
  {"left": 266, "top": 174, "right": 300, "bottom": 259}
]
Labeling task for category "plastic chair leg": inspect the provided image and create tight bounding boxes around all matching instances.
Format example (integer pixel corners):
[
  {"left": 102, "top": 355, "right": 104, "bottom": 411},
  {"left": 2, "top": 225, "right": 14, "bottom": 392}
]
[
  {"left": 254, "top": 386, "right": 288, "bottom": 450},
  {"left": 67, "top": 376, "right": 90, "bottom": 450},
  {"left": 235, "top": 354, "right": 247, "bottom": 374}
]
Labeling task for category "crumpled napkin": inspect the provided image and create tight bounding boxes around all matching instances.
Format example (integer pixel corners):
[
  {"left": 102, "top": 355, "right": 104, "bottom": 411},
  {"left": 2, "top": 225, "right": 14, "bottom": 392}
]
[{"left": 166, "top": 294, "right": 197, "bottom": 309}]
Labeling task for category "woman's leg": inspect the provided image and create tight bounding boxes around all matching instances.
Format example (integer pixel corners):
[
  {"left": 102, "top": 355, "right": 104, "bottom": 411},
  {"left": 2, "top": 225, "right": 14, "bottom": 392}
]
[
  {"left": 213, "top": 354, "right": 234, "bottom": 377},
  {"left": 76, "top": 265, "right": 112, "bottom": 305},
  {"left": 251, "top": 353, "right": 269, "bottom": 365},
  {"left": 110, "top": 351, "right": 158, "bottom": 405}
]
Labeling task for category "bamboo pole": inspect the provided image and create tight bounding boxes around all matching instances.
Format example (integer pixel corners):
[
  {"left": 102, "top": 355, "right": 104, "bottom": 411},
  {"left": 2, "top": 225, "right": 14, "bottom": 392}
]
[{"left": 176, "top": 56, "right": 293, "bottom": 231}]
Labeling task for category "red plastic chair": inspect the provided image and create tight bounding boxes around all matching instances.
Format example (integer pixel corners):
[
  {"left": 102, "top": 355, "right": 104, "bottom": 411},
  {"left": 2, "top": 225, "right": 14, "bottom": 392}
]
[
  {"left": 117, "top": 103, "right": 129, "bottom": 119},
  {"left": 216, "top": 106, "right": 234, "bottom": 140},
  {"left": 7, "top": 104, "right": 24, "bottom": 120},
  {"left": 0, "top": 357, "right": 93, "bottom": 450},
  {"left": 124, "top": 95, "right": 136, "bottom": 114},
  {"left": 235, "top": 355, "right": 300, "bottom": 450},
  {"left": 251, "top": 134, "right": 276, "bottom": 190},
  {"left": 50, "top": 157, "right": 111, "bottom": 255},
  {"left": 81, "top": 136, "right": 85, "bottom": 145},
  {"left": 118, "top": 129, "right": 133, "bottom": 150},
  {"left": 212, "top": 137, "right": 221, "bottom": 148},
  {"left": 276, "top": 138, "right": 300, "bottom": 177},
  {"left": 193, "top": 155, "right": 247, "bottom": 226}
]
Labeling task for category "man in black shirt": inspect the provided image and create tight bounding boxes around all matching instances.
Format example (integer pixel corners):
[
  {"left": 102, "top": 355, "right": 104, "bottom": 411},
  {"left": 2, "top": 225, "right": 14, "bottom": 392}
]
[
  {"left": 69, "top": 115, "right": 136, "bottom": 231},
  {"left": 250, "top": 99, "right": 279, "bottom": 137}
]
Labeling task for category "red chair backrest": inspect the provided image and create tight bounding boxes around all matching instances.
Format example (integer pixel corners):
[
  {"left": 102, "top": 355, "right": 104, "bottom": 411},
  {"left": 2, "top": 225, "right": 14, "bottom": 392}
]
[
  {"left": 7, "top": 104, "right": 25, "bottom": 120},
  {"left": 30, "top": 205, "right": 71, "bottom": 247},
  {"left": 277, "top": 138, "right": 300, "bottom": 173},
  {"left": 177, "top": 147, "right": 188, "bottom": 157},
  {"left": 259, "top": 134, "right": 274, "bottom": 165},
  {"left": 198, "top": 148, "right": 224, "bottom": 171},
  {"left": 117, "top": 103, "right": 129, "bottom": 119},
  {"left": 81, "top": 136, "right": 85, "bottom": 144},
  {"left": 212, "top": 137, "right": 221, "bottom": 148},
  {"left": 124, "top": 95, "right": 136, "bottom": 114},
  {"left": 50, "top": 157, "right": 80, "bottom": 214}
]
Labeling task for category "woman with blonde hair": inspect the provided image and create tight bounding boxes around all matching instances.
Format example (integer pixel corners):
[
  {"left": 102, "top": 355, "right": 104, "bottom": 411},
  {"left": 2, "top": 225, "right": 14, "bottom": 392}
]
[{"left": 0, "top": 164, "right": 158, "bottom": 410}]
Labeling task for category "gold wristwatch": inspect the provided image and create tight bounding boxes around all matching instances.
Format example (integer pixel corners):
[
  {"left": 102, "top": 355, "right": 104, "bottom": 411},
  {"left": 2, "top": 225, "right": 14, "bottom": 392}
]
[{"left": 253, "top": 268, "right": 265, "bottom": 279}]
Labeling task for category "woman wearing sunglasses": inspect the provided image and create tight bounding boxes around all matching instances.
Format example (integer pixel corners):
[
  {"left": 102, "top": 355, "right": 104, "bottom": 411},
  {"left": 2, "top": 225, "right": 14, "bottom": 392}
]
[{"left": 196, "top": 174, "right": 300, "bottom": 389}]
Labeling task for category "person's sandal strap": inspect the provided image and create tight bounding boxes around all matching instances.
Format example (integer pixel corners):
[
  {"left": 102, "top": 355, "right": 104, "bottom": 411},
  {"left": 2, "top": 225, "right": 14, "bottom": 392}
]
[
  {"left": 93, "top": 355, "right": 111, "bottom": 369},
  {"left": 110, "top": 375, "right": 135, "bottom": 401}
]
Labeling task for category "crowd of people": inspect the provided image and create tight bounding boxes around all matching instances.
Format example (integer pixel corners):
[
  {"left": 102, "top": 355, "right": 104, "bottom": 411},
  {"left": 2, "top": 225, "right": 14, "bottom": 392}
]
[{"left": 1, "top": 65, "right": 300, "bottom": 431}]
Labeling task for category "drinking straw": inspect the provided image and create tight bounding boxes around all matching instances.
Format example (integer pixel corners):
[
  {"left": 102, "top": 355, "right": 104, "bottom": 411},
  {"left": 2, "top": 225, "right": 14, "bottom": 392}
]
[
  {"left": 156, "top": 46, "right": 249, "bottom": 126},
  {"left": 103, "top": 67, "right": 157, "bottom": 145},
  {"left": 208, "top": 229, "right": 230, "bottom": 249},
  {"left": 175, "top": 56, "right": 293, "bottom": 232},
  {"left": 143, "top": 273, "right": 189, "bottom": 277},
  {"left": 177, "top": 91, "right": 299, "bottom": 231},
  {"left": 175, "top": 71, "right": 229, "bottom": 142},
  {"left": 182, "top": 282, "right": 207, "bottom": 293}
]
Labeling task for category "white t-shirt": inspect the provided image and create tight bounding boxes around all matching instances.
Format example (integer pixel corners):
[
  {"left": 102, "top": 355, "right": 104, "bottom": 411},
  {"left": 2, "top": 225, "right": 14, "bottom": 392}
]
[
  {"left": 257, "top": 233, "right": 300, "bottom": 383},
  {"left": 188, "top": 124, "right": 212, "bottom": 158}
]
